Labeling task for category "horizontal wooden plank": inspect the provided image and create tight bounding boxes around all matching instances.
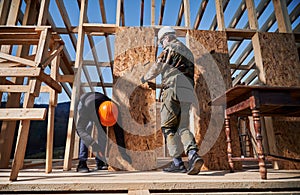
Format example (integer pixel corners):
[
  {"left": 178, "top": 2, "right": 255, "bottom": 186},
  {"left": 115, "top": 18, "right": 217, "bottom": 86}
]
[
  {"left": 0, "top": 39, "right": 39, "bottom": 45},
  {"left": 0, "top": 67, "right": 41, "bottom": 77},
  {"left": 0, "top": 25, "right": 50, "bottom": 33},
  {"left": 83, "top": 23, "right": 117, "bottom": 34},
  {"left": 0, "top": 52, "right": 37, "bottom": 67},
  {"left": 0, "top": 85, "right": 30, "bottom": 92},
  {"left": 0, "top": 108, "right": 47, "bottom": 120},
  {"left": 226, "top": 28, "right": 257, "bottom": 40}
]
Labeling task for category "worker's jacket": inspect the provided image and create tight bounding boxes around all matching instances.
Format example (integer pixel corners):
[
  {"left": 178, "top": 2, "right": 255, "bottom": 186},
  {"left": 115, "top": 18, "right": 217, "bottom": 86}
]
[{"left": 144, "top": 39, "right": 196, "bottom": 103}]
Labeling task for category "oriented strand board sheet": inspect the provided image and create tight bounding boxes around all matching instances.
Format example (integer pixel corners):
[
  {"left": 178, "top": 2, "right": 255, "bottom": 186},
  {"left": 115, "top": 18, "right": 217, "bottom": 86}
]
[
  {"left": 188, "top": 30, "right": 240, "bottom": 170},
  {"left": 256, "top": 32, "right": 300, "bottom": 169},
  {"left": 110, "top": 27, "right": 162, "bottom": 171}
]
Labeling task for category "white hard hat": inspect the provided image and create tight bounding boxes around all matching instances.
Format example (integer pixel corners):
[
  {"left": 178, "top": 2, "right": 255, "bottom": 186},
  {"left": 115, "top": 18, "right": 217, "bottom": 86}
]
[{"left": 158, "top": 26, "right": 176, "bottom": 41}]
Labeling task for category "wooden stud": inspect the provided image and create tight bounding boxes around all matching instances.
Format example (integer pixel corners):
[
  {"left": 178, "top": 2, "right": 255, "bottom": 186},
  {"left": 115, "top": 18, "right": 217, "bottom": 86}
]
[
  {"left": 46, "top": 43, "right": 60, "bottom": 174},
  {"left": 116, "top": 0, "right": 121, "bottom": 26},
  {"left": 37, "top": 0, "right": 50, "bottom": 26},
  {"left": 63, "top": 0, "right": 87, "bottom": 171},
  {"left": 140, "top": 0, "right": 144, "bottom": 26},
  {"left": 183, "top": 0, "right": 190, "bottom": 28},
  {"left": 215, "top": 0, "right": 226, "bottom": 31},
  {"left": 209, "top": 0, "right": 229, "bottom": 30},
  {"left": 228, "top": 0, "right": 247, "bottom": 29},
  {"left": 176, "top": 0, "right": 184, "bottom": 26},
  {"left": 151, "top": 0, "right": 155, "bottom": 25},
  {"left": 0, "top": 0, "right": 11, "bottom": 25},
  {"left": 193, "top": 0, "right": 208, "bottom": 29},
  {"left": 246, "top": 0, "right": 259, "bottom": 30},
  {"left": 158, "top": 0, "right": 166, "bottom": 25},
  {"left": 272, "top": 0, "right": 292, "bottom": 33}
]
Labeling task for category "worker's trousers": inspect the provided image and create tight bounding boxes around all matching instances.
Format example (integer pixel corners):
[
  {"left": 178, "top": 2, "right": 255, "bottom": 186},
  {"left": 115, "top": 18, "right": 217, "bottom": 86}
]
[{"left": 161, "top": 87, "right": 198, "bottom": 158}]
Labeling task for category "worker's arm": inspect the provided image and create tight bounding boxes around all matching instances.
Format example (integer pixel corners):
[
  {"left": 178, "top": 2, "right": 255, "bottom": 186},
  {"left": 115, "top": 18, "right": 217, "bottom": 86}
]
[{"left": 141, "top": 50, "right": 168, "bottom": 83}]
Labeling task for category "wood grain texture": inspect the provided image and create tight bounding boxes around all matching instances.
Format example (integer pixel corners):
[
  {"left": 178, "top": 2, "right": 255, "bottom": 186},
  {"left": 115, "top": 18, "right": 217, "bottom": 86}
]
[
  {"left": 110, "top": 27, "right": 162, "bottom": 171},
  {"left": 188, "top": 30, "right": 240, "bottom": 170}
]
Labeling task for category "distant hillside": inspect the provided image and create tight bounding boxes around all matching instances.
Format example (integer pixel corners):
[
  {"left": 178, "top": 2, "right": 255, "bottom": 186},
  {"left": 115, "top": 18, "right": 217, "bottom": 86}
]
[{"left": 1, "top": 102, "right": 70, "bottom": 159}]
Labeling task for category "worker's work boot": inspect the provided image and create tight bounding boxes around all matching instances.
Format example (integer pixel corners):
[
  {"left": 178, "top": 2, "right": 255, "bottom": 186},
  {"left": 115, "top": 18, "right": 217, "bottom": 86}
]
[
  {"left": 163, "top": 162, "right": 187, "bottom": 173},
  {"left": 187, "top": 153, "right": 204, "bottom": 175},
  {"left": 76, "top": 161, "right": 89, "bottom": 173},
  {"left": 95, "top": 161, "right": 108, "bottom": 170}
]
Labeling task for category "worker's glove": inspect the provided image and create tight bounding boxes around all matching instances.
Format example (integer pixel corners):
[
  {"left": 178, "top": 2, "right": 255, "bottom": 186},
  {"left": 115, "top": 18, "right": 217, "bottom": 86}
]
[{"left": 91, "top": 142, "right": 103, "bottom": 157}]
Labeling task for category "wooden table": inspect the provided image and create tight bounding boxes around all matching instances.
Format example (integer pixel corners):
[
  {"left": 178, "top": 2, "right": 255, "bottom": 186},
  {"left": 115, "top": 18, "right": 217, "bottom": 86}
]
[{"left": 211, "top": 86, "right": 300, "bottom": 179}]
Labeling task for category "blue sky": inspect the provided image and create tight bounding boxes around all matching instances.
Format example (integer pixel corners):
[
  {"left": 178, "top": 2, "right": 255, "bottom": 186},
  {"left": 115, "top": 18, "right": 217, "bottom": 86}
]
[{"left": 14, "top": 0, "right": 300, "bottom": 104}]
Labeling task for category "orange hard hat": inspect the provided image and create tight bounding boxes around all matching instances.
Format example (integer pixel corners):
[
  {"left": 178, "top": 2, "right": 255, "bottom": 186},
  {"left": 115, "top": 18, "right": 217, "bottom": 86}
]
[{"left": 98, "top": 101, "right": 118, "bottom": 127}]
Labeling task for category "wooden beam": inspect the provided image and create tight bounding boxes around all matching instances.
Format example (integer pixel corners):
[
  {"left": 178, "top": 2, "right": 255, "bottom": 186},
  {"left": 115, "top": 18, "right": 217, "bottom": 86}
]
[
  {"left": 99, "top": 0, "right": 107, "bottom": 23},
  {"left": 38, "top": 71, "right": 62, "bottom": 93},
  {"left": 183, "top": 0, "right": 190, "bottom": 28},
  {"left": 272, "top": 0, "right": 292, "bottom": 33},
  {"left": 246, "top": 0, "right": 259, "bottom": 30},
  {"left": 64, "top": 0, "right": 87, "bottom": 171},
  {"left": 215, "top": 0, "right": 226, "bottom": 31},
  {"left": 158, "top": 0, "right": 166, "bottom": 25},
  {"left": 83, "top": 23, "right": 116, "bottom": 34},
  {"left": 58, "top": 74, "right": 74, "bottom": 83},
  {"left": 140, "top": 0, "right": 144, "bottom": 26},
  {"left": 37, "top": 0, "right": 50, "bottom": 26},
  {"left": 116, "top": 0, "right": 121, "bottom": 26},
  {"left": 0, "top": 67, "right": 41, "bottom": 77},
  {"left": 0, "top": 52, "right": 37, "bottom": 67},
  {"left": 209, "top": 0, "right": 229, "bottom": 30},
  {"left": 176, "top": 0, "right": 184, "bottom": 26},
  {"left": 0, "top": 85, "right": 30, "bottom": 92},
  {"left": 151, "top": 0, "right": 155, "bottom": 25},
  {"left": 193, "top": 0, "right": 208, "bottom": 29},
  {"left": 228, "top": 0, "right": 247, "bottom": 28},
  {"left": 0, "top": 0, "right": 11, "bottom": 25},
  {"left": 226, "top": 28, "right": 256, "bottom": 40},
  {"left": 6, "top": 0, "right": 21, "bottom": 25},
  {"left": 0, "top": 108, "right": 47, "bottom": 120}
]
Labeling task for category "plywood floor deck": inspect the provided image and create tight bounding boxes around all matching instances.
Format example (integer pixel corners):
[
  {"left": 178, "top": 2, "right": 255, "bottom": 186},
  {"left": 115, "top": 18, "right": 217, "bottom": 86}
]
[{"left": 0, "top": 159, "right": 300, "bottom": 194}]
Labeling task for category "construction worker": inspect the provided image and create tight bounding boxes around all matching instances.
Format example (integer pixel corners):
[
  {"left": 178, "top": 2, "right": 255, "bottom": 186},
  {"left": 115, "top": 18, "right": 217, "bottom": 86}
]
[
  {"left": 141, "top": 26, "right": 203, "bottom": 175},
  {"left": 76, "top": 92, "right": 131, "bottom": 172}
]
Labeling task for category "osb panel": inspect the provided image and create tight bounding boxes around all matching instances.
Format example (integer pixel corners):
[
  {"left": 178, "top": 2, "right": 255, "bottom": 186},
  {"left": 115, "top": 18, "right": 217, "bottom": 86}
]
[
  {"left": 257, "top": 32, "right": 300, "bottom": 169},
  {"left": 257, "top": 32, "right": 300, "bottom": 87},
  {"left": 110, "top": 27, "right": 162, "bottom": 171},
  {"left": 189, "top": 30, "right": 241, "bottom": 170}
]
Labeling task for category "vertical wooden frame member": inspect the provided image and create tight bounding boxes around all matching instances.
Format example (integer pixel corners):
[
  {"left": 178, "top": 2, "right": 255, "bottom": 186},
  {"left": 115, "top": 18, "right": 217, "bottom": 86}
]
[
  {"left": 215, "top": 0, "right": 225, "bottom": 31},
  {"left": 63, "top": 0, "right": 87, "bottom": 171},
  {"left": 245, "top": 0, "right": 259, "bottom": 30},
  {"left": 272, "top": 0, "right": 292, "bottom": 33},
  {"left": 46, "top": 44, "right": 60, "bottom": 174}
]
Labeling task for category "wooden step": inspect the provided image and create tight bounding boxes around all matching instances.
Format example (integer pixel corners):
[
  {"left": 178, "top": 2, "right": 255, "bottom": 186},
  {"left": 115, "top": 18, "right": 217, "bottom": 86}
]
[{"left": 0, "top": 108, "right": 47, "bottom": 120}]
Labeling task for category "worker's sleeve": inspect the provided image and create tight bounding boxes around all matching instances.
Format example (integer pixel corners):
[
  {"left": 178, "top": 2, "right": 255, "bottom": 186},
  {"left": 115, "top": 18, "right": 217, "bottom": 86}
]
[
  {"left": 76, "top": 101, "right": 95, "bottom": 146},
  {"left": 142, "top": 50, "right": 168, "bottom": 82}
]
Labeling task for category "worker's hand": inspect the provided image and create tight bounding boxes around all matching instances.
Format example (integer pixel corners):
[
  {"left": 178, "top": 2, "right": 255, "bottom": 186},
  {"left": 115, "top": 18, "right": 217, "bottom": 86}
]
[
  {"left": 91, "top": 142, "right": 103, "bottom": 157},
  {"left": 147, "top": 81, "right": 156, "bottom": 90}
]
